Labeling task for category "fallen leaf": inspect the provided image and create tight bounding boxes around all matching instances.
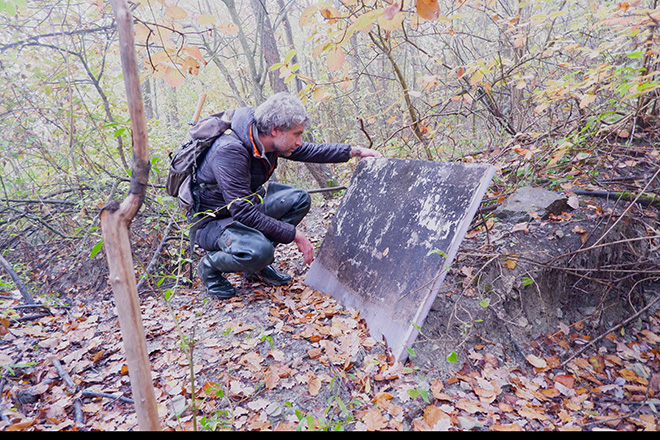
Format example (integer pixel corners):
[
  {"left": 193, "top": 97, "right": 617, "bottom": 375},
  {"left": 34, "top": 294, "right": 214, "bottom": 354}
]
[
  {"left": 308, "top": 372, "right": 321, "bottom": 396},
  {"left": 511, "top": 222, "right": 529, "bottom": 233},
  {"left": 373, "top": 391, "right": 394, "bottom": 406},
  {"left": 567, "top": 194, "right": 579, "bottom": 209},
  {"left": 7, "top": 418, "right": 37, "bottom": 431},
  {"left": 264, "top": 367, "right": 281, "bottom": 390},
  {"left": 247, "top": 398, "right": 269, "bottom": 411},
  {"left": 540, "top": 387, "right": 561, "bottom": 398},
  {"left": 641, "top": 329, "right": 660, "bottom": 344},
  {"left": 498, "top": 402, "right": 514, "bottom": 413},
  {"left": 554, "top": 374, "right": 575, "bottom": 389},
  {"left": 362, "top": 408, "right": 388, "bottom": 431},
  {"left": 423, "top": 404, "right": 451, "bottom": 430},
  {"left": 473, "top": 378, "right": 501, "bottom": 403},
  {"left": 430, "top": 378, "right": 445, "bottom": 399},
  {"left": 526, "top": 354, "right": 547, "bottom": 369},
  {"left": 571, "top": 225, "right": 588, "bottom": 243},
  {"left": 517, "top": 403, "right": 549, "bottom": 421},
  {"left": 456, "top": 398, "right": 485, "bottom": 414},
  {"left": 638, "top": 414, "right": 658, "bottom": 431},
  {"left": 490, "top": 423, "right": 523, "bottom": 431},
  {"left": 307, "top": 347, "right": 323, "bottom": 359}
]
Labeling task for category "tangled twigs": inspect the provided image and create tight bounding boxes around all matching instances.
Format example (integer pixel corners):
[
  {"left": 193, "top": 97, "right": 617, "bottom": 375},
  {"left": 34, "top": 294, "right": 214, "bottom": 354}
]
[
  {"left": 543, "top": 234, "right": 660, "bottom": 266},
  {"left": 591, "top": 166, "right": 660, "bottom": 249},
  {"left": 2, "top": 205, "right": 79, "bottom": 240},
  {"left": 579, "top": 374, "right": 653, "bottom": 430},
  {"left": 136, "top": 219, "right": 173, "bottom": 292},
  {"left": 560, "top": 293, "right": 660, "bottom": 368}
]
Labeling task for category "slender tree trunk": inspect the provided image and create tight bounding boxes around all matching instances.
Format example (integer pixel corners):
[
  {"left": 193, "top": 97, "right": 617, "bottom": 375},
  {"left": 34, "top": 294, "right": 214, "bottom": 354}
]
[
  {"left": 369, "top": 30, "right": 432, "bottom": 160},
  {"left": 221, "top": 0, "right": 263, "bottom": 104},
  {"left": 102, "top": 0, "right": 160, "bottom": 431},
  {"left": 274, "top": 0, "right": 339, "bottom": 197},
  {"left": 250, "top": 0, "right": 287, "bottom": 93},
  {"left": 143, "top": 78, "right": 153, "bottom": 119},
  {"left": 635, "top": 0, "right": 660, "bottom": 126},
  {"left": 276, "top": 0, "right": 304, "bottom": 92},
  {"left": 207, "top": 52, "right": 248, "bottom": 107}
]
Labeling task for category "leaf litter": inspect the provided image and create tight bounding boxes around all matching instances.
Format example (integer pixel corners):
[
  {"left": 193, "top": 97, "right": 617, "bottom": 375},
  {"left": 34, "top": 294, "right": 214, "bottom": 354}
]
[{"left": 1, "top": 201, "right": 659, "bottom": 431}]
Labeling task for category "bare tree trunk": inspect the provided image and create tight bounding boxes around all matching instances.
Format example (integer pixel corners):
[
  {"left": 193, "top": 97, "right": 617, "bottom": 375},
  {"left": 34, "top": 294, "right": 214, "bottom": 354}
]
[
  {"left": 369, "top": 30, "right": 433, "bottom": 160},
  {"left": 635, "top": 0, "right": 660, "bottom": 127},
  {"left": 273, "top": 0, "right": 339, "bottom": 196},
  {"left": 102, "top": 0, "right": 160, "bottom": 431},
  {"left": 207, "top": 53, "right": 248, "bottom": 107},
  {"left": 250, "top": 0, "right": 287, "bottom": 93},
  {"left": 221, "top": 0, "right": 264, "bottom": 104},
  {"left": 276, "top": 0, "right": 304, "bottom": 92}
]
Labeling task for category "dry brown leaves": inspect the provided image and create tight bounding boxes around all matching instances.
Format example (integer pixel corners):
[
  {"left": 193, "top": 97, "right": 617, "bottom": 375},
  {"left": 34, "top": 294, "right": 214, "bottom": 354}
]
[
  {"left": 1, "top": 278, "right": 659, "bottom": 431},
  {"left": 411, "top": 311, "right": 660, "bottom": 432}
]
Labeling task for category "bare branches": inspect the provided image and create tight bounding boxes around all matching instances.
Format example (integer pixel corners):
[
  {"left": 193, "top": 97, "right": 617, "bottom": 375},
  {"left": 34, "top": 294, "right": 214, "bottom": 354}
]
[
  {"left": 561, "top": 294, "right": 660, "bottom": 368},
  {"left": 0, "top": 25, "right": 116, "bottom": 53}
]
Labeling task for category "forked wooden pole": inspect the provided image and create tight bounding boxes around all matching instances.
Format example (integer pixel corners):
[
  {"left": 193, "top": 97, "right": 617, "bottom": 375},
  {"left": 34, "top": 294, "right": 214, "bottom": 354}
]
[{"left": 102, "top": 0, "right": 160, "bottom": 431}]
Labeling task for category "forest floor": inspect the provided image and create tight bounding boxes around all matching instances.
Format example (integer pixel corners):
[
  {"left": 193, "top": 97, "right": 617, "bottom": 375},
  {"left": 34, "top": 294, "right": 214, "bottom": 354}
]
[{"left": 1, "top": 140, "right": 660, "bottom": 431}]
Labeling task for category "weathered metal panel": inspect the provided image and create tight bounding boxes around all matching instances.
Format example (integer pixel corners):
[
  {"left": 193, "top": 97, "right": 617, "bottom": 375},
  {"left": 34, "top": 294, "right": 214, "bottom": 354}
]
[{"left": 305, "top": 158, "right": 495, "bottom": 362}]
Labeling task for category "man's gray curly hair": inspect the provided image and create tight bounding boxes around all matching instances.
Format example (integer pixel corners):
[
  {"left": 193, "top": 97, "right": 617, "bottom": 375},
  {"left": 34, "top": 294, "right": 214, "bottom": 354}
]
[{"left": 254, "top": 92, "right": 311, "bottom": 135}]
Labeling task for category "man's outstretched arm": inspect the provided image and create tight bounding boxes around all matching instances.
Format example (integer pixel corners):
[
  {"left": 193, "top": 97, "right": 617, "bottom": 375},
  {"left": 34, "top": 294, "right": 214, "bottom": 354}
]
[{"left": 350, "top": 146, "right": 382, "bottom": 158}]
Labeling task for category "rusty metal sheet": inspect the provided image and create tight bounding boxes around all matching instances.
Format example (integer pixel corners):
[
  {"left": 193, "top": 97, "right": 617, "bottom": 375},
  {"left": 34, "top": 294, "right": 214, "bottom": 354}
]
[{"left": 304, "top": 158, "right": 495, "bottom": 363}]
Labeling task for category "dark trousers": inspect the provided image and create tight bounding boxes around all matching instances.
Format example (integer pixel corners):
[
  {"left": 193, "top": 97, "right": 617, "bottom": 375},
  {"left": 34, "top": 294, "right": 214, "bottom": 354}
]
[{"left": 196, "top": 183, "right": 311, "bottom": 274}]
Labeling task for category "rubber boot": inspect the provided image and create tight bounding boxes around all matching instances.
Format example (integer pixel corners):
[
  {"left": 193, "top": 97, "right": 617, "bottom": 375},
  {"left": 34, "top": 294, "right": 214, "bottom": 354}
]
[
  {"left": 197, "top": 254, "right": 235, "bottom": 299},
  {"left": 244, "top": 265, "right": 292, "bottom": 286}
]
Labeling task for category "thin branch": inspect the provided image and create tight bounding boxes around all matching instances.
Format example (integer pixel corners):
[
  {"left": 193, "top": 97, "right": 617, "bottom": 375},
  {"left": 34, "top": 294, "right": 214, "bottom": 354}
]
[
  {"left": 0, "top": 25, "right": 116, "bottom": 52},
  {"left": 0, "top": 254, "right": 35, "bottom": 305},
  {"left": 561, "top": 294, "right": 660, "bottom": 368}
]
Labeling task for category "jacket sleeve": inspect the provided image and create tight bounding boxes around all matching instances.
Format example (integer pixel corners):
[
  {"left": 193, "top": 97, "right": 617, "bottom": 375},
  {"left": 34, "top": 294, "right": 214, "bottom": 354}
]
[
  {"left": 212, "top": 143, "right": 297, "bottom": 244},
  {"left": 287, "top": 142, "right": 352, "bottom": 163}
]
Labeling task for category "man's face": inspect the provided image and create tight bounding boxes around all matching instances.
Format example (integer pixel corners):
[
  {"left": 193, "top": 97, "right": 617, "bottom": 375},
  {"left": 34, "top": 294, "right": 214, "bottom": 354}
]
[{"left": 271, "top": 124, "right": 305, "bottom": 157}]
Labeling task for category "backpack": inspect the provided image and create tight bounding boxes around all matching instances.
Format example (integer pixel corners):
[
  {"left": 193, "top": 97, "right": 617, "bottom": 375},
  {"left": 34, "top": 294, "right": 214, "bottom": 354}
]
[{"left": 166, "top": 110, "right": 235, "bottom": 214}]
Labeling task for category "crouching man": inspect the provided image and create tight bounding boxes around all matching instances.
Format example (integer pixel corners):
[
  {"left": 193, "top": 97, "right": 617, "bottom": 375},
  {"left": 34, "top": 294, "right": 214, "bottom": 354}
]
[{"left": 192, "top": 92, "right": 380, "bottom": 298}]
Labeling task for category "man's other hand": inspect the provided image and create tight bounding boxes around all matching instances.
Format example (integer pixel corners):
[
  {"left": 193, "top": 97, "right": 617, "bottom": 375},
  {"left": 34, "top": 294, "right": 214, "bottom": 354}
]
[
  {"left": 294, "top": 229, "right": 315, "bottom": 265},
  {"left": 351, "top": 146, "right": 382, "bottom": 158}
]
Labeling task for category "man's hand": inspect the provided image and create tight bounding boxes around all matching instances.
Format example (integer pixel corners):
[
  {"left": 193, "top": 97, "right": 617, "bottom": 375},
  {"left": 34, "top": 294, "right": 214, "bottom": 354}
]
[
  {"left": 294, "top": 229, "right": 315, "bottom": 265},
  {"left": 351, "top": 146, "right": 382, "bottom": 158}
]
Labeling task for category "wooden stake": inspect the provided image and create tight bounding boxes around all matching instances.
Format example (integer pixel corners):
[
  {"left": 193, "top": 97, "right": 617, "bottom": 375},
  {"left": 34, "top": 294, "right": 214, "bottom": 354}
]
[
  {"left": 192, "top": 93, "right": 207, "bottom": 123},
  {"left": 102, "top": 0, "right": 160, "bottom": 431}
]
